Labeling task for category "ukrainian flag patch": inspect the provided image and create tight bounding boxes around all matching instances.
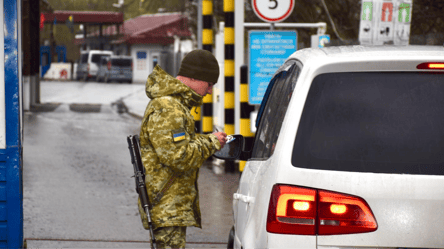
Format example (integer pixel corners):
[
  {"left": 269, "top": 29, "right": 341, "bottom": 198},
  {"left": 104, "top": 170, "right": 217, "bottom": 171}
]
[{"left": 172, "top": 129, "right": 186, "bottom": 142}]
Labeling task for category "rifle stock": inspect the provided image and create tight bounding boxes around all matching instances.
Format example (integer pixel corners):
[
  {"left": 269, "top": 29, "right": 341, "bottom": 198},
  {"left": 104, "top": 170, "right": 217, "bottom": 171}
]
[{"left": 127, "top": 135, "right": 157, "bottom": 249}]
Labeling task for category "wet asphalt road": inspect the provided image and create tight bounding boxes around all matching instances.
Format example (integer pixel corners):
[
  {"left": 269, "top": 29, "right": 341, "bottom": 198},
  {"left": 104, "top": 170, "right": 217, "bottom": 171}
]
[{"left": 23, "top": 81, "right": 240, "bottom": 248}]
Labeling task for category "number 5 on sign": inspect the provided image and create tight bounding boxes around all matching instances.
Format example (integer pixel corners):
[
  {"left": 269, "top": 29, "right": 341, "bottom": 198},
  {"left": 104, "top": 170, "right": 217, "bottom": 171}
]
[{"left": 252, "top": 0, "right": 295, "bottom": 23}]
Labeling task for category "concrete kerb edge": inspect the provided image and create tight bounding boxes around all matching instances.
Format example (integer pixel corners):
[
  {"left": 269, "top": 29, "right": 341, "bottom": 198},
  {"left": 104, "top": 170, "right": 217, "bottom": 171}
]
[
  {"left": 127, "top": 111, "right": 144, "bottom": 120},
  {"left": 115, "top": 99, "right": 143, "bottom": 120}
]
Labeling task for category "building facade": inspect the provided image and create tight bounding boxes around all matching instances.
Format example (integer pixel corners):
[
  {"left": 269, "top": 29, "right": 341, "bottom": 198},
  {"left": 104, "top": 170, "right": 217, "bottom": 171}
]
[{"left": 75, "top": 12, "right": 194, "bottom": 82}]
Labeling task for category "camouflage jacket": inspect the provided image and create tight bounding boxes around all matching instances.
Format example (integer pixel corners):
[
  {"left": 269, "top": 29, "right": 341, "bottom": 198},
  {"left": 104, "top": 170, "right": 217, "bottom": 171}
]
[{"left": 138, "top": 65, "right": 221, "bottom": 229}]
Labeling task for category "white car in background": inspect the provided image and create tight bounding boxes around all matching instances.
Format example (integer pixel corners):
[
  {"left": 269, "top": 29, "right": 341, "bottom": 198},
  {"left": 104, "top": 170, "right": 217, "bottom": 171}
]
[
  {"left": 216, "top": 45, "right": 444, "bottom": 249},
  {"left": 76, "top": 50, "right": 113, "bottom": 81}
]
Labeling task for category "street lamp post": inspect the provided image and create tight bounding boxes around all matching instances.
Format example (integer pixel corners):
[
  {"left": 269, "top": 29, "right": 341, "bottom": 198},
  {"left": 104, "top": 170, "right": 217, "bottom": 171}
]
[
  {"left": 113, "top": 0, "right": 126, "bottom": 54},
  {"left": 191, "top": 0, "right": 203, "bottom": 49}
]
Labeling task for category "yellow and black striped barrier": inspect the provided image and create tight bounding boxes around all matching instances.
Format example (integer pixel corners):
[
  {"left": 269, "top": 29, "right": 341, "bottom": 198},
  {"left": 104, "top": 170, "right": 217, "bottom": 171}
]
[
  {"left": 202, "top": 0, "right": 213, "bottom": 134},
  {"left": 240, "top": 65, "right": 255, "bottom": 172},
  {"left": 191, "top": 106, "right": 201, "bottom": 134},
  {"left": 224, "top": 0, "right": 236, "bottom": 172}
]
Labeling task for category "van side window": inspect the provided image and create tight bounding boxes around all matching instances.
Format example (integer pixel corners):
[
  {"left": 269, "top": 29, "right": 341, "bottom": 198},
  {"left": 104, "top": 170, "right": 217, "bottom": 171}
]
[
  {"left": 91, "top": 54, "right": 102, "bottom": 64},
  {"left": 100, "top": 57, "right": 108, "bottom": 66},
  {"left": 80, "top": 54, "right": 88, "bottom": 63},
  {"left": 252, "top": 62, "right": 301, "bottom": 159}
]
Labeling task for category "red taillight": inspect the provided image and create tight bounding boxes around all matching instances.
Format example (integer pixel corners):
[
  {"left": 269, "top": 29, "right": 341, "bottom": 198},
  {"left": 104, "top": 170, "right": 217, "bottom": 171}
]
[
  {"left": 107, "top": 61, "right": 111, "bottom": 70},
  {"left": 266, "top": 184, "right": 378, "bottom": 235},
  {"left": 417, "top": 62, "right": 444, "bottom": 70},
  {"left": 267, "top": 185, "right": 316, "bottom": 235},
  {"left": 318, "top": 190, "right": 377, "bottom": 235}
]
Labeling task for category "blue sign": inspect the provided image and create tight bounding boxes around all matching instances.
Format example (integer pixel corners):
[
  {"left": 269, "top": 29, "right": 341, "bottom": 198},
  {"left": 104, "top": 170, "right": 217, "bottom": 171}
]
[
  {"left": 249, "top": 31, "right": 297, "bottom": 105},
  {"left": 319, "top": 35, "right": 330, "bottom": 48},
  {"left": 137, "top": 51, "right": 147, "bottom": 59}
]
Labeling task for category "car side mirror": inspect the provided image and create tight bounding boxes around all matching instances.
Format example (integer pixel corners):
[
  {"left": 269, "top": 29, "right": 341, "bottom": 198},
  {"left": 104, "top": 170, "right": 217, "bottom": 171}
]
[{"left": 213, "top": 134, "right": 244, "bottom": 160}]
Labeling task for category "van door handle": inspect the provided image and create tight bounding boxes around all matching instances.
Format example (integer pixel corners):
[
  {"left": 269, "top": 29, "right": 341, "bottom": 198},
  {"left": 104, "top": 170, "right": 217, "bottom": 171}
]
[
  {"left": 242, "top": 196, "right": 255, "bottom": 204},
  {"left": 233, "top": 193, "right": 255, "bottom": 204}
]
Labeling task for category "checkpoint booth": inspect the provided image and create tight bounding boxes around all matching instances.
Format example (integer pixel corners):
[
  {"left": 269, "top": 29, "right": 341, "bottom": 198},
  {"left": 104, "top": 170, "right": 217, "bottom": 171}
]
[{"left": 0, "top": 0, "right": 23, "bottom": 247}]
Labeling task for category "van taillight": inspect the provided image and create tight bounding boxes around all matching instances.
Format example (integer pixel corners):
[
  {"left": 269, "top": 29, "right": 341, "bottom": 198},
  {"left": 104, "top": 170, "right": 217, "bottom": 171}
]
[
  {"left": 107, "top": 61, "right": 111, "bottom": 70},
  {"left": 131, "top": 62, "right": 133, "bottom": 71},
  {"left": 417, "top": 62, "right": 444, "bottom": 69},
  {"left": 266, "top": 184, "right": 378, "bottom": 235}
]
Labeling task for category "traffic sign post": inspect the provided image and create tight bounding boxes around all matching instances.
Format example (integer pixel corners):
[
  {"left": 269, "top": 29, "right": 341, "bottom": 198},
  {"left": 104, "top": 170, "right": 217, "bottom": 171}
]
[
  {"left": 248, "top": 31, "right": 297, "bottom": 105},
  {"left": 252, "top": 0, "right": 294, "bottom": 23},
  {"left": 249, "top": 0, "right": 297, "bottom": 105},
  {"left": 237, "top": 1, "right": 321, "bottom": 134}
]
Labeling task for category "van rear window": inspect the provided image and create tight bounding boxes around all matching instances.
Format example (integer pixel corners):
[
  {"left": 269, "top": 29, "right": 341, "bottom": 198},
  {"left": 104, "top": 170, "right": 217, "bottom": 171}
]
[
  {"left": 292, "top": 72, "right": 444, "bottom": 175},
  {"left": 111, "top": 59, "right": 132, "bottom": 67},
  {"left": 92, "top": 54, "right": 109, "bottom": 64}
]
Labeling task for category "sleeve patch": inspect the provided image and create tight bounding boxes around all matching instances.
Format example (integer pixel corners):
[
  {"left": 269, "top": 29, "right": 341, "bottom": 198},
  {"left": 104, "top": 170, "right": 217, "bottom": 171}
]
[{"left": 172, "top": 129, "right": 186, "bottom": 142}]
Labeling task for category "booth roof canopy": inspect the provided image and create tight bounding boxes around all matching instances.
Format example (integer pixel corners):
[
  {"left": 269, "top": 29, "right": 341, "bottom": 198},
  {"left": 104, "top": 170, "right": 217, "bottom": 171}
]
[
  {"left": 74, "top": 12, "right": 192, "bottom": 45},
  {"left": 43, "top": 10, "right": 124, "bottom": 24}
]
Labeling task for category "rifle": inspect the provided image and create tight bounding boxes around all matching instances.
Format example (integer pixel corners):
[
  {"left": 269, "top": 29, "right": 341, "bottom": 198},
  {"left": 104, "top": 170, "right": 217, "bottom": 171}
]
[{"left": 127, "top": 135, "right": 157, "bottom": 249}]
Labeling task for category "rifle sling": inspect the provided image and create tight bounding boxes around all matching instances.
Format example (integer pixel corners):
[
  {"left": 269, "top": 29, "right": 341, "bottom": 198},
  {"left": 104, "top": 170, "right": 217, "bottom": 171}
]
[{"left": 152, "top": 172, "right": 180, "bottom": 206}]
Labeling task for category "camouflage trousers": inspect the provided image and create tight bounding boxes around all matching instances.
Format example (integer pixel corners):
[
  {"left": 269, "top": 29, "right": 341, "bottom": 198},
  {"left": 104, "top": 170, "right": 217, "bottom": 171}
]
[{"left": 153, "top": 226, "right": 187, "bottom": 249}]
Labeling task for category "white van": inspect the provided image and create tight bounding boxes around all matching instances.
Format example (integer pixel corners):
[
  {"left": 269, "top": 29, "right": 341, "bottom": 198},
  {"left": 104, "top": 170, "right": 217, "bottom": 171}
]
[
  {"left": 216, "top": 45, "right": 444, "bottom": 249},
  {"left": 76, "top": 50, "right": 113, "bottom": 81}
]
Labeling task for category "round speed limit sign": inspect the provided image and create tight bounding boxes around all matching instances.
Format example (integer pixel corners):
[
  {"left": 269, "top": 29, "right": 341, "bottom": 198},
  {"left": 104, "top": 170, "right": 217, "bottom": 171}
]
[{"left": 252, "top": 0, "right": 295, "bottom": 23}]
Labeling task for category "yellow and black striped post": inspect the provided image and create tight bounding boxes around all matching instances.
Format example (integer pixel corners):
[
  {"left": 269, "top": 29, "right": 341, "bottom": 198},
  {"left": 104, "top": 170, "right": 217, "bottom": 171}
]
[
  {"left": 240, "top": 65, "right": 255, "bottom": 172},
  {"left": 224, "top": 0, "right": 236, "bottom": 172},
  {"left": 201, "top": 0, "right": 213, "bottom": 134},
  {"left": 191, "top": 107, "right": 202, "bottom": 134}
]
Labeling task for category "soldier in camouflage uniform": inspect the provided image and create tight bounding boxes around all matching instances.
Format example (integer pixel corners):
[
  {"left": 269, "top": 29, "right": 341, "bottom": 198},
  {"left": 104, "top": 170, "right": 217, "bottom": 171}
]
[{"left": 137, "top": 50, "right": 227, "bottom": 248}]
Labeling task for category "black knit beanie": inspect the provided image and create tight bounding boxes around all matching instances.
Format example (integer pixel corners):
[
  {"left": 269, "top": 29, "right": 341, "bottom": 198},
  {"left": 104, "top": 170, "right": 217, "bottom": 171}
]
[{"left": 177, "top": 49, "right": 220, "bottom": 84}]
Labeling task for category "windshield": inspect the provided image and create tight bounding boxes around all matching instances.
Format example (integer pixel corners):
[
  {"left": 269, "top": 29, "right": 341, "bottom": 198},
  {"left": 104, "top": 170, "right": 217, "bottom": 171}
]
[
  {"left": 292, "top": 72, "right": 444, "bottom": 175},
  {"left": 111, "top": 58, "right": 132, "bottom": 67}
]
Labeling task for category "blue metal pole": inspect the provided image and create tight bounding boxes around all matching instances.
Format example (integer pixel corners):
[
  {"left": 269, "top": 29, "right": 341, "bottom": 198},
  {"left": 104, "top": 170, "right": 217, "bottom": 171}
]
[{"left": 3, "top": 0, "right": 23, "bottom": 247}]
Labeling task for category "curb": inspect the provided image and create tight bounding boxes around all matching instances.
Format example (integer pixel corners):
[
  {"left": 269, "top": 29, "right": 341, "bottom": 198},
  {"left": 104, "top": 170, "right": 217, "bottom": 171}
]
[
  {"left": 29, "top": 103, "right": 62, "bottom": 112},
  {"left": 118, "top": 99, "right": 144, "bottom": 120}
]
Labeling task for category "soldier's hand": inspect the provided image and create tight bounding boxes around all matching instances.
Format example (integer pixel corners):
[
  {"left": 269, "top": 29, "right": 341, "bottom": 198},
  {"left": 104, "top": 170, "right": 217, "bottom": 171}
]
[{"left": 213, "top": 131, "right": 227, "bottom": 148}]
